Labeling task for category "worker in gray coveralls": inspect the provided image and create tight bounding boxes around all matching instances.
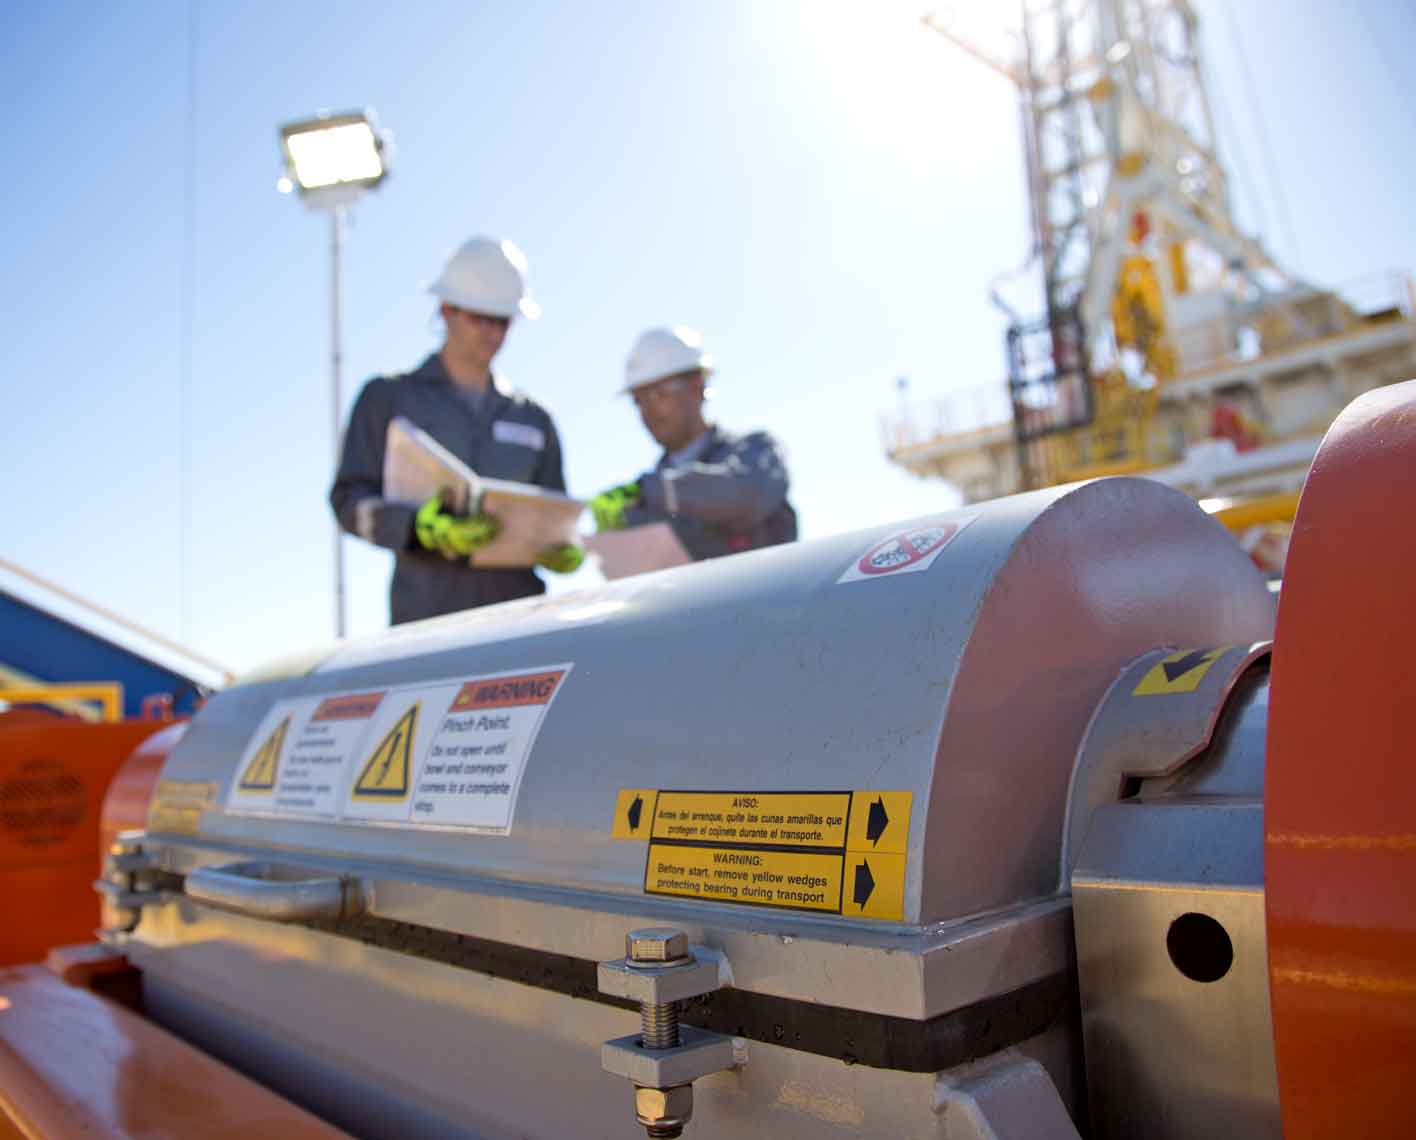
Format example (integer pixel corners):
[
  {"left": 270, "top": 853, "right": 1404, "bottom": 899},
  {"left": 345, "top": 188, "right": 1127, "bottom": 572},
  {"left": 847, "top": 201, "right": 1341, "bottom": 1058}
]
[
  {"left": 330, "top": 236, "right": 582, "bottom": 625},
  {"left": 589, "top": 326, "right": 797, "bottom": 559}
]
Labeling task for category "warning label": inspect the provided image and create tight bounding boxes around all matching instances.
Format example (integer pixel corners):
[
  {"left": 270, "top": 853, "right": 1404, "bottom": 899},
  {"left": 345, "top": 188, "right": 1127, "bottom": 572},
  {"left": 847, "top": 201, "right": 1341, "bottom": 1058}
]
[
  {"left": 148, "top": 780, "right": 216, "bottom": 836},
  {"left": 1132, "top": 648, "right": 1227, "bottom": 696},
  {"left": 637, "top": 789, "right": 913, "bottom": 921},
  {"left": 227, "top": 689, "right": 387, "bottom": 817},
  {"left": 646, "top": 845, "right": 843, "bottom": 912},
  {"left": 352, "top": 703, "right": 418, "bottom": 801},
  {"left": 236, "top": 716, "right": 287, "bottom": 793},
  {"left": 408, "top": 669, "right": 567, "bottom": 829},
  {"left": 651, "top": 792, "right": 849, "bottom": 847},
  {"left": 837, "top": 516, "right": 975, "bottom": 585},
  {"left": 226, "top": 665, "right": 570, "bottom": 834}
]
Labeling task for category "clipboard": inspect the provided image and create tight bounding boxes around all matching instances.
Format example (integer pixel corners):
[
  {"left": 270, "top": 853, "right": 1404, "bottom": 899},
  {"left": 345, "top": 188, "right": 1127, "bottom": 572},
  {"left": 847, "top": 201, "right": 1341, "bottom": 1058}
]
[
  {"left": 383, "top": 416, "right": 585, "bottom": 569},
  {"left": 585, "top": 523, "right": 691, "bottom": 579}
]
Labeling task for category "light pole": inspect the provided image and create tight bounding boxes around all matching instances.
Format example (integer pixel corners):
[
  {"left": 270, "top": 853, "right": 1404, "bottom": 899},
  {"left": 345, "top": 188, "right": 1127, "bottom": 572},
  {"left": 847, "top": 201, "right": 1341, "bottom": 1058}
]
[{"left": 278, "top": 109, "right": 391, "bottom": 639}]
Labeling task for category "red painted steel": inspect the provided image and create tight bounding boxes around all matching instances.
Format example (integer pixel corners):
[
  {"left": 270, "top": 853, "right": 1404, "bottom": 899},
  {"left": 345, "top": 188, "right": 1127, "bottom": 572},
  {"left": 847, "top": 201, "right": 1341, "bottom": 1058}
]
[
  {"left": 1266, "top": 379, "right": 1416, "bottom": 1138},
  {"left": 0, "top": 965, "right": 351, "bottom": 1138},
  {"left": 98, "top": 722, "right": 184, "bottom": 857}
]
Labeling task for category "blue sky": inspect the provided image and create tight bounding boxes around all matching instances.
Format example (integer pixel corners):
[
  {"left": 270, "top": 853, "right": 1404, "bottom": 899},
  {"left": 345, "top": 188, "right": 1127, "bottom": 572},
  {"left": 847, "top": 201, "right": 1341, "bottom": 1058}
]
[{"left": 4, "top": 1, "right": 1413, "bottom": 676}]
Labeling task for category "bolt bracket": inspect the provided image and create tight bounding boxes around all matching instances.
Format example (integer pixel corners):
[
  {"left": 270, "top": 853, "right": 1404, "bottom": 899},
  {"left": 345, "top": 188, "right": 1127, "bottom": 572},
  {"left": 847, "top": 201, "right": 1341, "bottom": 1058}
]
[
  {"left": 598, "top": 954, "right": 722, "bottom": 1005},
  {"left": 602, "top": 1025, "right": 740, "bottom": 1087}
]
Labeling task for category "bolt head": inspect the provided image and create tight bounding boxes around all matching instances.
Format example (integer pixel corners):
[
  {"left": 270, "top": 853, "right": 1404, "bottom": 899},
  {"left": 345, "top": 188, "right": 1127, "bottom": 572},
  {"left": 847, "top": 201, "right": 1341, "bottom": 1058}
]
[
  {"left": 635, "top": 1084, "right": 693, "bottom": 1128},
  {"left": 626, "top": 928, "right": 689, "bottom": 963}
]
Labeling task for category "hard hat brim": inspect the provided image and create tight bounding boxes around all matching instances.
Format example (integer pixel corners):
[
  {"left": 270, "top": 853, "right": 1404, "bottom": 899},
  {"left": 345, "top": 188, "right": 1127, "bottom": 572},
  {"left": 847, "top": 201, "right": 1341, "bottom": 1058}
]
[
  {"left": 427, "top": 282, "right": 540, "bottom": 321},
  {"left": 619, "top": 359, "right": 715, "bottom": 395}
]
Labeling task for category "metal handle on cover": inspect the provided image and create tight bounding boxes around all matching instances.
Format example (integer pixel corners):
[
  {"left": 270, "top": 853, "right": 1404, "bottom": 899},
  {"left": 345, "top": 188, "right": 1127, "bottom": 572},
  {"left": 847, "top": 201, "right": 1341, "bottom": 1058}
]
[{"left": 185, "top": 861, "right": 365, "bottom": 922}]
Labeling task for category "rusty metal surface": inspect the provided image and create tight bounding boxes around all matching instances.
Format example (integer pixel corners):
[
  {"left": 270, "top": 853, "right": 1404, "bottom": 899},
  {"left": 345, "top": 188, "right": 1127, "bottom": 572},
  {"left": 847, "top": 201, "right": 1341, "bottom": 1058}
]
[{"left": 1266, "top": 378, "right": 1416, "bottom": 1140}]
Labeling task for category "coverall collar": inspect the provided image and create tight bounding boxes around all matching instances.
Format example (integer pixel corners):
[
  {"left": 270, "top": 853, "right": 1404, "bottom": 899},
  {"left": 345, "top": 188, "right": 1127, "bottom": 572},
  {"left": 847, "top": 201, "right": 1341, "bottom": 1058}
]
[{"left": 414, "top": 353, "right": 515, "bottom": 400}]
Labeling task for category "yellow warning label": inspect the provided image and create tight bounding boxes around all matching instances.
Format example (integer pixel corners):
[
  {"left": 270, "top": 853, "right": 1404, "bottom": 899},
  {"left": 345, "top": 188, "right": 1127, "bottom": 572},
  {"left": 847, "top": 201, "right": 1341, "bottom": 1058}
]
[
  {"left": 148, "top": 780, "right": 216, "bottom": 835},
  {"left": 846, "top": 791, "right": 912, "bottom": 855},
  {"left": 842, "top": 852, "right": 907, "bottom": 920},
  {"left": 352, "top": 703, "right": 419, "bottom": 800},
  {"left": 651, "top": 791, "right": 850, "bottom": 847},
  {"left": 612, "top": 789, "right": 658, "bottom": 839},
  {"left": 646, "top": 843, "right": 843, "bottom": 912},
  {"left": 237, "top": 717, "right": 289, "bottom": 792},
  {"left": 1132, "top": 648, "right": 1227, "bottom": 696},
  {"left": 627, "top": 788, "right": 914, "bottom": 920}
]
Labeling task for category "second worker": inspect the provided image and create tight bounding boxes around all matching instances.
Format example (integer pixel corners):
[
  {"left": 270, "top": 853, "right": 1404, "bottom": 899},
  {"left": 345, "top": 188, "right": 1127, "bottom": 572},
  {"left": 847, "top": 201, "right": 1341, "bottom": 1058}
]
[{"left": 590, "top": 326, "right": 797, "bottom": 560}]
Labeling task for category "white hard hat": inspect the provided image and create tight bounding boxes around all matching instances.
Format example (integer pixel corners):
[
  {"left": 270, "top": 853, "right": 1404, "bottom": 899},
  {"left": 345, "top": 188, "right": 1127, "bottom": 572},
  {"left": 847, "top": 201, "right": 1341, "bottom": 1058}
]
[
  {"left": 622, "top": 326, "right": 714, "bottom": 392},
  {"left": 428, "top": 236, "right": 541, "bottom": 320}
]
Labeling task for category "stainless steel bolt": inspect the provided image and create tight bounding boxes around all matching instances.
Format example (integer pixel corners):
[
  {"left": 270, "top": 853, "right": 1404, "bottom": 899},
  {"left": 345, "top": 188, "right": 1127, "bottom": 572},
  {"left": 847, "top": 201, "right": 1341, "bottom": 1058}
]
[
  {"left": 626, "top": 928, "right": 692, "bottom": 1050},
  {"left": 625, "top": 928, "right": 696, "bottom": 1136},
  {"left": 626, "top": 927, "right": 690, "bottom": 964}
]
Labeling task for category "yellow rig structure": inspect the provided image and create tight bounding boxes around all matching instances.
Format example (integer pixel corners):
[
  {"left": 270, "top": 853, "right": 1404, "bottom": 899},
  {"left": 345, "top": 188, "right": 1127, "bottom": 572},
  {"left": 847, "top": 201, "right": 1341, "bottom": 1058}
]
[{"left": 883, "top": 0, "right": 1416, "bottom": 572}]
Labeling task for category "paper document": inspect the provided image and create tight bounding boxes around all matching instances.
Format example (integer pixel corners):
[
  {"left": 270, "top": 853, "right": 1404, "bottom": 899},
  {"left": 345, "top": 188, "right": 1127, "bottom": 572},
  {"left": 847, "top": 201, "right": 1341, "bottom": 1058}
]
[
  {"left": 586, "top": 523, "right": 691, "bottom": 580},
  {"left": 383, "top": 416, "right": 585, "bottom": 569}
]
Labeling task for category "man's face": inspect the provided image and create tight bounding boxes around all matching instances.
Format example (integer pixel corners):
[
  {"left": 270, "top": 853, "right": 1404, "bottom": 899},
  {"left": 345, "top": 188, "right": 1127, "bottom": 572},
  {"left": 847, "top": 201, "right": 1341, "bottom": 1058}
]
[
  {"left": 631, "top": 370, "right": 705, "bottom": 451},
  {"left": 443, "top": 304, "right": 510, "bottom": 364}
]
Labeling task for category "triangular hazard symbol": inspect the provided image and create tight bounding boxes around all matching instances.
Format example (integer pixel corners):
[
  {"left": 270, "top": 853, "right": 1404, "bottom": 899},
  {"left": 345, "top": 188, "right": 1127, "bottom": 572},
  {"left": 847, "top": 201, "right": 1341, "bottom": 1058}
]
[
  {"left": 352, "top": 703, "right": 418, "bottom": 800},
  {"left": 238, "top": 716, "right": 289, "bottom": 792}
]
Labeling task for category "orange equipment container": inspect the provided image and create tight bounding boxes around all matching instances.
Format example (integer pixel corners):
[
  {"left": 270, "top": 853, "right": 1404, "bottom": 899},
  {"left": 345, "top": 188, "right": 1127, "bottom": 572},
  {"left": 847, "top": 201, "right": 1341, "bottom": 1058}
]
[
  {"left": 1266, "top": 378, "right": 1416, "bottom": 1139},
  {"left": 0, "top": 718, "right": 170, "bottom": 966}
]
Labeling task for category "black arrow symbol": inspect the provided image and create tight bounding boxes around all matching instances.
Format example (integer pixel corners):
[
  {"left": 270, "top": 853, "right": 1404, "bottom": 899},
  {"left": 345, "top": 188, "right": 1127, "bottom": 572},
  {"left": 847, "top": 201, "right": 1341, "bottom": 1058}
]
[
  {"left": 1162, "top": 649, "right": 1215, "bottom": 683},
  {"left": 853, "top": 860, "right": 876, "bottom": 908},
  {"left": 866, "top": 797, "right": 889, "bottom": 845},
  {"left": 627, "top": 795, "right": 644, "bottom": 833}
]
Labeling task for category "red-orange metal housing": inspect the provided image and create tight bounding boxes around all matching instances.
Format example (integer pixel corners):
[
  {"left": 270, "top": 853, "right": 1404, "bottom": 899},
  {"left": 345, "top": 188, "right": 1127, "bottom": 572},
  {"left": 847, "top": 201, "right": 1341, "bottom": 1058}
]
[
  {"left": 0, "top": 963, "right": 351, "bottom": 1139},
  {"left": 98, "top": 722, "right": 184, "bottom": 856},
  {"left": 0, "top": 719, "right": 169, "bottom": 967},
  {"left": 1266, "top": 379, "right": 1416, "bottom": 1138}
]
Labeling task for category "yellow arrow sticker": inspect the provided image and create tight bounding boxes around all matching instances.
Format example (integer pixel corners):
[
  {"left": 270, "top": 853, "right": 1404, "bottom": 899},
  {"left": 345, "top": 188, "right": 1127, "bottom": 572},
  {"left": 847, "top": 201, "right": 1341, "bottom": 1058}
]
[
  {"left": 1132, "top": 648, "right": 1227, "bottom": 696},
  {"left": 612, "top": 789, "right": 659, "bottom": 839},
  {"left": 237, "top": 717, "right": 289, "bottom": 793},
  {"left": 846, "top": 791, "right": 912, "bottom": 855},
  {"left": 842, "top": 852, "right": 907, "bottom": 920},
  {"left": 352, "top": 702, "right": 419, "bottom": 800}
]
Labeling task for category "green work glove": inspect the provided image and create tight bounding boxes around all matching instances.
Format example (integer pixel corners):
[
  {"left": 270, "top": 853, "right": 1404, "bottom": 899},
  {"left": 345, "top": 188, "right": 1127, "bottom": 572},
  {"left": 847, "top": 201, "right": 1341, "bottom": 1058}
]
[
  {"left": 536, "top": 543, "right": 585, "bottom": 574},
  {"left": 589, "top": 481, "right": 641, "bottom": 532},
  {"left": 414, "top": 494, "right": 500, "bottom": 559}
]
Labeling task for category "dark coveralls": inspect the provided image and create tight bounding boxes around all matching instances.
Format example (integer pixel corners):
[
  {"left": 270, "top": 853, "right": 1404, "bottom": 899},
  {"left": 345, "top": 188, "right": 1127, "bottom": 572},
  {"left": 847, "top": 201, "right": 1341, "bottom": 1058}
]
[
  {"left": 330, "top": 353, "right": 566, "bottom": 624},
  {"left": 623, "top": 425, "right": 797, "bottom": 560}
]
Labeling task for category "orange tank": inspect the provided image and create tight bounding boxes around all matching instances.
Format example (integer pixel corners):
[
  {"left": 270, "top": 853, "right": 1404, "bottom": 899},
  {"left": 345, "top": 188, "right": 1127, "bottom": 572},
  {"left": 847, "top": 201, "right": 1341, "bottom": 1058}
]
[
  {"left": 1266, "top": 379, "right": 1416, "bottom": 1138},
  {"left": 0, "top": 718, "right": 171, "bottom": 966}
]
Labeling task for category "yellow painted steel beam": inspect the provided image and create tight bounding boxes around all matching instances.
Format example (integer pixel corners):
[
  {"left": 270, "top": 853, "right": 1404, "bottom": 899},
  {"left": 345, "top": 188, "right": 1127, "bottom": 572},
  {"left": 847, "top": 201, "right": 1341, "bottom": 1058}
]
[
  {"left": 1201, "top": 491, "right": 1302, "bottom": 533},
  {"left": 0, "top": 683, "right": 124, "bottom": 723}
]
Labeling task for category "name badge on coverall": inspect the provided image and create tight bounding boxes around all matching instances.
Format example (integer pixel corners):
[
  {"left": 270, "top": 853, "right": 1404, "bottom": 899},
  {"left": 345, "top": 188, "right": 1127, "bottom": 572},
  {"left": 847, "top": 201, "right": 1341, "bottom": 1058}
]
[{"left": 492, "top": 421, "right": 546, "bottom": 450}]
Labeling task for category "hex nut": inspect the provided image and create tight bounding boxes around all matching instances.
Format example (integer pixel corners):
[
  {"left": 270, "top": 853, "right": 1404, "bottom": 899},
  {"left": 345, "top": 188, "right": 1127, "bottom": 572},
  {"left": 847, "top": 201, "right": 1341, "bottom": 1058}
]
[
  {"left": 627, "top": 928, "right": 690, "bottom": 963},
  {"left": 598, "top": 957, "right": 721, "bottom": 1005},
  {"left": 635, "top": 1084, "right": 693, "bottom": 1128}
]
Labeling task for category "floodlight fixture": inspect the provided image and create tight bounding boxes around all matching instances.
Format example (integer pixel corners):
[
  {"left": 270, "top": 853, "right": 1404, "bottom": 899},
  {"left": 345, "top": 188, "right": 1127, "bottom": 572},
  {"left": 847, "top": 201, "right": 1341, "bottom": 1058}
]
[
  {"left": 277, "top": 106, "right": 393, "bottom": 639},
  {"left": 279, "top": 109, "right": 391, "bottom": 209}
]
